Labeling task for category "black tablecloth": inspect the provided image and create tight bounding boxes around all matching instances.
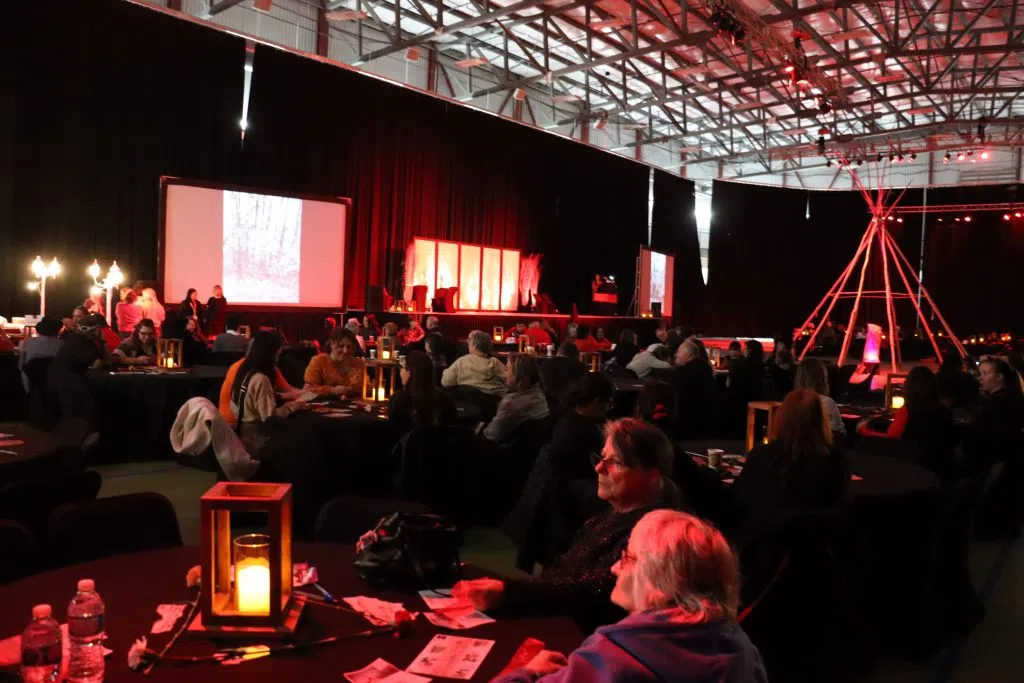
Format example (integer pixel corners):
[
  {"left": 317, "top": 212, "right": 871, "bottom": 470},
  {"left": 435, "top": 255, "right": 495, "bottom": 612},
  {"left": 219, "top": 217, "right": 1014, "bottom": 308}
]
[
  {"left": 0, "top": 544, "right": 583, "bottom": 683},
  {"left": 0, "top": 423, "right": 63, "bottom": 484},
  {"left": 87, "top": 366, "right": 228, "bottom": 463}
]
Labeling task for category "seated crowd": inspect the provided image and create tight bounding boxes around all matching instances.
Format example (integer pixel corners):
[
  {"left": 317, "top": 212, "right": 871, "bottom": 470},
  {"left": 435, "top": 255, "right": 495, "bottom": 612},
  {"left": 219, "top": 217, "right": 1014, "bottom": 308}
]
[{"left": 13, "top": 302, "right": 1024, "bottom": 683}]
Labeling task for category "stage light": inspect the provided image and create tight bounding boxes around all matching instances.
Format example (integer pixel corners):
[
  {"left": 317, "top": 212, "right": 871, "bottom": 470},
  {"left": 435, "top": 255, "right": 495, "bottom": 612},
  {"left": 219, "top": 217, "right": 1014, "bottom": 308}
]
[
  {"left": 876, "top": 153, "right": 884, "bottom": 163},
  {"left": 1016, "top": 212, "right": 1022, "bottom": 218},
  {"left": 889, "top": 154, "right": 896, "bottom": 162},
  {"left": 856, "top": 158, "right": 863, "bottom": 166},
  {"left": 239, "top": 118, "right": 248, "bottom": 131},
  {"left": 896, "top": 217, "right": 903, "bottom": 223},
  {"left": 980, "top": 150, "right": 990, "bottom": 160},
  {"left": 816, "top": 136, "right": 826, "bottom": 155},
  {"left": 964, "top": 215, "right": 972, "bottom": 222},
  {"left": 886, "top": 215, "right": 894, "bottom": 221},
  {"left": 943, "top": 153, "right": 951, "bottom": 163},
  {"left": 1005, "top": 214, "right": 1012, "bottom": 221},
  {"left": 909, "top": 152, "right": 917, "bottom": 160},
  {"left": 783, "top": 62, "right": 795, "bottom": 74},
  {"left": 954, "top": 217, "right": 961, "bottom": 222},
  {"left": 896, "top": 154, "right": 903, "bottom": 162},
  {"left": 956, "top": 152, "right": 965, "bottom": 161},
  {"left": 26, "top": 281, "right": 39, "bottom": 291},
  {"left": 826, "top": 159, "right": 832, "bottom": 167}
]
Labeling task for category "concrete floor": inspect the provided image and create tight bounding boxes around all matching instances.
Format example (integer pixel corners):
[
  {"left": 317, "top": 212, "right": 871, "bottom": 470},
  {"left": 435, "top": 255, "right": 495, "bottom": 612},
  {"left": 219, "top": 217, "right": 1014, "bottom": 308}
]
[{"left": 95, "top": 461, "right": 1022, "bottom": 683}]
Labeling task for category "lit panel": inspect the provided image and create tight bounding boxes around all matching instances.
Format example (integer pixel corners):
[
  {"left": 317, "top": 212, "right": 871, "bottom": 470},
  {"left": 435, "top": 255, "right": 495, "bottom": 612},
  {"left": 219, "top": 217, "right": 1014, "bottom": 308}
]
[
  {"left": 437, "top": 242, "right": 459, "bottom": 292},
  {"left": 413, "top": 238, "right": 436, "bottom": 303},
  {"left": 501, "top": 249, "right": 520, "bottom": 311},
  {"left": 481, "top": 248, "right": 501, "bottom": 311},
  {"left": 459, "top": 245, "right": 481, "bottom": 310}
]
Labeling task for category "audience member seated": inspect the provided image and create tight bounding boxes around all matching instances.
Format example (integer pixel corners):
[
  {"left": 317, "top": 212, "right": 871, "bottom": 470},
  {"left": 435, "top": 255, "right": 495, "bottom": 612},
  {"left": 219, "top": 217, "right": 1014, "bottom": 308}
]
[
  {"left": 454, "top": 418, "right": 681, "bottom": 632},
  {"left": 114, "top": 289, "right": 144, "bottom": 338},
  {"left": 398, "top": 319, "right": 425, "bottom": 348},
  {"left": 724, "top": 339, "right": 766, "bottom": 435},
  {"left": 484, "top": 354, "right": 550, "bottom": 447},
  {"left": 423, "top": 333, "right": 448, "bottom": 368},
  {"left": 112, "top": 319, "right": 158, "bottom": 366},
  {"left": 858, "top": 366, "right": 958, "bottom": 480},
  {"left": 795, "top": 358, "right": 845, "bottom": 437},
  {"left": 382, "top": 321, "right": 400, "bottom": 340},
  {"left": 359, "top": 314, "right": 380, "bottom": 341},
  {"left": 649, "top": 322, "right": 669, "bottom": 349},
  {"left": 219, "top": 344, "right": 305, "bottom": 426},
  {"left": 318, "top": 317, "right": 337, "bottom": 354},
  {"left": 161, "top": 313, "right": 207, "bottom": 365},
  {"left": 540, "top": 341, "right": 586, "bottom": 406},
  {"left": 671, "top": 341, "right": 717, "bottom": 439},
  {"left": 19, "top": 316, "right": 63, "bottom": 391},
  {"left": 565, "top": 322, "right": 580, "bottom": 344},
  {"left": 388, "top": 350, "right": 457, "bottom": 434},
  {"left": 304, "top": 327, "right": 365, "bottom": 398},
  {"left": 549, "top": 372, "right": 616, "bottom": 480},
  {"left": 229, "top": 331, "right": 309, "bottom": 445},
  {"left": 733, "top": 389, "right": 848, "bottom": 543},
  {"left": 937, "top": 352, "right": 979, "bottom": 407},
  {"left": 967, "top": 358, "right": 1024, "bottom": 538},
  {"left": 492, "top": 509, "right": 765, "bottom": 683},
  {"left": 49, "top": 313, "right": 112, "bottom": 424},
  {"left": 610, "top": 329, "right": 640, "bottom": 368},
  {"left": 636, "top": 380, "right": 734, "bottom": 530},
  {"left": 139, "top": 288, "right": 166, "bottom": 332},
  {"left": 212, "top": 315, "right": 250, "bottom": 354},
  {"left": 527, "top": 321, "right": 552, "bottom": 348},
  {"left": 441, "top": 330, "right": 507, "bottom": 395},
  {"left": 767, "top": 350, "right": 795, "bottom": 397},
  {"left": 726, "top": 340, "right": 744, "bottom": 374},
  {"left": 539, "top": 319, "right": 560, "bottom": 349},
  {"left": 626, "top": 344, "right": 671, "bottom": 380},
  {"left": 343, "top": 318, "right": 367, "bottom": 354}
]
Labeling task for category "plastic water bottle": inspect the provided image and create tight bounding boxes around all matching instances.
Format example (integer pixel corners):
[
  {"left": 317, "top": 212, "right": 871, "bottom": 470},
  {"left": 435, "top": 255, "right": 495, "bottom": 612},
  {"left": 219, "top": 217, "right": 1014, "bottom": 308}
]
[
  {"left": 20, "top": 604, "right": 62, "bottom": 683},
  {"left": 66, "top": 579, "right": 105, "bottom": 683}
]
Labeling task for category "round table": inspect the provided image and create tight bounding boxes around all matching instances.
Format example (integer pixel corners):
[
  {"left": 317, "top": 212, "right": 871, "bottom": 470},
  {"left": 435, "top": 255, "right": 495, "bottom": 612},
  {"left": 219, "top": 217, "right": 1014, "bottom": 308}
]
[
  {"left": 0, "top": 545, "right": 583, "bottom": 683},
  {"left": 87, "top": 366, "right": 228, "bottom": 463},
  {"left": 0, "top": 423, "right": 63, "bottom": 484}
]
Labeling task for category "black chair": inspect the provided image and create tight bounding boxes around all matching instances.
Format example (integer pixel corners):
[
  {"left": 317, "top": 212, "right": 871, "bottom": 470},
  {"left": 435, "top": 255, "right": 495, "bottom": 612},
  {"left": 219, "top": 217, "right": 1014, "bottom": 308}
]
[
  {"left": 314, "top": 496, "right": 432, "bottom": 544},
  {"left": 0, "top": 470, "right": 103, "bottom": 540},
  {"left": 441, "top": 386, "right": 502, "bottom": 422},
  {"left": 23, "top": 356, "right": 58, "bottom": 430},
  {"left": 0, "top": 521, "right": 41, "bottom": 585},
  {"left": 205, "top": 351, "right": 246, "bottom": 367},
  {"left": 392, "top": 425, "right": 479, "bottom": 522},
  {"left": 488, "top": 416, "right": 556, "bottom": 522},
  {"left": 47, "top": 492, "right": 183, "bottom": 567}
]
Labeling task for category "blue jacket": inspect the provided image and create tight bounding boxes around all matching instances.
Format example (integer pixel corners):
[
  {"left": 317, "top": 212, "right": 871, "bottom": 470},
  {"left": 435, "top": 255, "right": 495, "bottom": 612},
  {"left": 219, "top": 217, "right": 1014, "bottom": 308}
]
[{"left": 494, "top": 607, "right": 766, "bottom": 683}]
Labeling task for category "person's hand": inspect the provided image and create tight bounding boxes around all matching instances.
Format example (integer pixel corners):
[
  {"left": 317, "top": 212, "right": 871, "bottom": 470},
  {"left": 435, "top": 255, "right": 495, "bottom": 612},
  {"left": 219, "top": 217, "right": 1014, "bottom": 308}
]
[
  {"left": 277, "top": 389, "right": 303, "bottom": 401},
  {"left": 137, "top": 355, "right": 154, "bottom": 366},
  {"left": 451, "top": 578, "right": 505, "bottom": 611},
  {"left": 286, "top": 400, "right": 310, "bottom": 412},
  {"left": 330, "top": 385, "right": 347, "bottom": 397},
  {"left": 524, "top": 651, "right": 568, "bottom": 676}
]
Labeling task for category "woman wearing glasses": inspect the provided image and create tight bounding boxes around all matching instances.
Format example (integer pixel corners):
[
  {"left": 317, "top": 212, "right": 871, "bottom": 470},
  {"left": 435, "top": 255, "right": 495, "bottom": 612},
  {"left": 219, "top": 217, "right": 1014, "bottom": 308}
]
[
  {"left": 493, "top": 510, "right": 766, "bottom": 683},
  {"left": 454, "top": 418, "right": 680, "bottom": 632}
]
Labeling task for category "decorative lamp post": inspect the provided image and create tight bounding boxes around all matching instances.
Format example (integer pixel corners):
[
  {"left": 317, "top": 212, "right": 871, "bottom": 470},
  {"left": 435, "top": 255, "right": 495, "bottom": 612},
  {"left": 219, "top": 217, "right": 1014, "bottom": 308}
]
[
  {"left": 30, "top": 256, "right": 61, "bottom": 317},
  {"left": 191, "top": 482, "right": 302, "bottom": 639},
  {"left": 88, "top": 260, "right": 124, "bottom": 325}
]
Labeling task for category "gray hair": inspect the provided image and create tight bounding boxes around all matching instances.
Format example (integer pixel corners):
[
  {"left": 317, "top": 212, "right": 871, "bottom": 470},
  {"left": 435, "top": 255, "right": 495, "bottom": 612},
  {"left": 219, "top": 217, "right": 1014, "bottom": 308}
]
[
  {"left": 426, "top": 316, "right": 439, "bottom": 329},
  {"left": 345, "top": 318, "right": 360, "bottom": 332},
  {"left": 566, "top": 322, "right": 579, "bottom": 339},
  {"left": 629, "top": 509, "right": 740, "bottom": 620},
  {"left": 468, "top": 330, "right": 493, "bottom": 355},
  {"left": 678, "top": 340, "right": 699, "bottom": 361}
]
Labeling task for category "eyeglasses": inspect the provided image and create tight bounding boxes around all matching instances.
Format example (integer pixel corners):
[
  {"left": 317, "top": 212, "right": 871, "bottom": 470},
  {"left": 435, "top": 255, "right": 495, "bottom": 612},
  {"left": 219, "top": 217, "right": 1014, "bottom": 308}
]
[{"left": 590, "top": 452, "right": 625, "bottom": 469}]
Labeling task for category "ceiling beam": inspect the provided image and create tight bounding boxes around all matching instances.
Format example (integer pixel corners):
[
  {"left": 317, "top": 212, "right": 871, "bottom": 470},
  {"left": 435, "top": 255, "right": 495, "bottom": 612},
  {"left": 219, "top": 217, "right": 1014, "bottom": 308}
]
[{"left": 208, "top": 0, "right": 248, "bottom": 15}]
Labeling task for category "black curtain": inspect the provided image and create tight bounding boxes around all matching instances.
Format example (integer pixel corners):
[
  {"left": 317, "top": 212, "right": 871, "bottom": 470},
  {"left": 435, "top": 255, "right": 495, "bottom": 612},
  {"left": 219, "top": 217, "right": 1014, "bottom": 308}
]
[
  {"left": 1, "top": 0, "right": 649, "bottom": 320},
  {"left": 650, "top": 170, "right": 702, "bottom": 323}
]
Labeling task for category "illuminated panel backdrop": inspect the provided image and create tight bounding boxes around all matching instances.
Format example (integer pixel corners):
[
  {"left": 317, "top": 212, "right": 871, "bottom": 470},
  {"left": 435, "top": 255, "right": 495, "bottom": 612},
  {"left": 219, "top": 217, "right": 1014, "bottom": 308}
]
[
  {"left": 639, "top": 247, "right": 675, "bottom": 315},
  {"left": 406, "top": 238, "right": 521, "bottom": 311}
]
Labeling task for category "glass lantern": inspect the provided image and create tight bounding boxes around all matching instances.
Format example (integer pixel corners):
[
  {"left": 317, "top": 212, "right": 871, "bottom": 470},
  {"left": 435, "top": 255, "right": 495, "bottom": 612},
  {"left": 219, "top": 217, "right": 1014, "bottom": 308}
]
[
  {"left": 579, "top": 351, "right": 601, "bottom": 373},
  {"left": 157, "top": 338, "right": 183, "bottom": 369},
  {"left": 493, "top": 326, "right": 504, "bottom": 343},
  {"left": 885, "top": 373, "right": 908, "bottom": 411},
  {"left": 362, "top": 359, "right": 398, "bottom": 403},
  {"left": 238, "top": 324, "right": 252, "bottom": 339},
  {"left": 746, "top": 400, "right": 783, "bottom": 453},
  {"left": 377, "top": 336, "right": 396, "bottom": 361},
  {"left": 191, "top": 482, "right": 302, "bottom": 639},
  {"left": 518, "top": 334, "right": 533, "bottom": 354}
]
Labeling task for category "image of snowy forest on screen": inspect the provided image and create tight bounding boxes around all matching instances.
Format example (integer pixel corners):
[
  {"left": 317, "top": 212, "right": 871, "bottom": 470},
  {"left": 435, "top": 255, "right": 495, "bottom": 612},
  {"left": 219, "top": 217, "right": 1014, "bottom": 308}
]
[{"left": 223, "top": 190, "right": 302, "bottom": 303}]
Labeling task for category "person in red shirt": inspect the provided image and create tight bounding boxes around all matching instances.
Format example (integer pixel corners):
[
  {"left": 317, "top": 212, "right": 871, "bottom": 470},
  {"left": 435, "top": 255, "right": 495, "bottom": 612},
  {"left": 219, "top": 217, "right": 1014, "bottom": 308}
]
[
  {"left": 526, "top": 321, "right": 552, "bottom": 347},
  {"left": 592, "top": 327, "right": 613, "bottom": 351}
]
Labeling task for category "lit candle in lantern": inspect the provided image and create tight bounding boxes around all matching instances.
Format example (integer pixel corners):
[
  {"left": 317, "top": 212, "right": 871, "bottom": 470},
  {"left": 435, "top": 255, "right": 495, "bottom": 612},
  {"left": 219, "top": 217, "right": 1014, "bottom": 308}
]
[
  {"left": 376, "top": 387, "right": 385, "bottom": 402},
  {"left": 891, "top": 395, "right": 905, "bottom": 410},
  {"left": 236, "top": 559, "right": 270, "bottom": 614},
  {"left": 381, "top": 350, "right": 391, "bottom": 360},
  {"left": 494, "top": 334, "right": 501, "bottom": 342}
]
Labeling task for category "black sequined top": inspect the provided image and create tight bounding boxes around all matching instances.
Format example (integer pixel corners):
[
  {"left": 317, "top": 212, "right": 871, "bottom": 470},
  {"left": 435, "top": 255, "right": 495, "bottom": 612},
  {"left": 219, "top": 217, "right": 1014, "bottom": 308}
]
[{"left": 500, "top": 505, "right": 662, "bottom": 632}]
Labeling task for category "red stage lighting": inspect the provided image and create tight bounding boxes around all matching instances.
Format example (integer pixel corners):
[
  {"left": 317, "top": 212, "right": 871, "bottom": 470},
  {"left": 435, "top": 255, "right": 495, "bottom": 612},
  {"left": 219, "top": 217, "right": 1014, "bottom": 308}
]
[
  {"left": 964, "top": 215, "right": 973, "bottom": 223},
  {"left": 1005, "top": 214, "right": 1012, "bottom": 221},
  {"left": 956, "top": 152, "right": 966, "bottom": 161},
  {"left": 980, "top": 151, "right": 990, "bottom": 160},
  {"left": 896, "top": 217, "right": 904, "bottom": 223},
  {"left": 886, "top": 215, "right": 894, "bottom": 221},
  {"left": 1015, "top": 212, "right": 1022, "bottom": 218},
  {"left": 783, "top": 63, "right": 795, "bottom": 74}
]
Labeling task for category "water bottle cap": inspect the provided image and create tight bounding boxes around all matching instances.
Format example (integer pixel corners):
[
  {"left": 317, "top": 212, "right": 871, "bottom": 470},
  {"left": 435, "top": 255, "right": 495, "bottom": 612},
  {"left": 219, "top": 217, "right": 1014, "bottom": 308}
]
[
  {"left": 32, "top": 604, "right": 52, "bottom": 619},
  {"left": 77, "top": 579, "right": 95, "bottom": 592}
]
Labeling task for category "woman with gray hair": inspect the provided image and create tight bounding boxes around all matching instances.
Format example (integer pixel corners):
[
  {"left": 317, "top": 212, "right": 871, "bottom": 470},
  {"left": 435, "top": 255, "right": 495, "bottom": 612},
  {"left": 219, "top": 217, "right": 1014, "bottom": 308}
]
[
  {"left": 495, "top": 509, "right": 765, "bottom": 683},
  {"left": 440, "top": 329, "right": 507, "bottom": 395},
  {"left": 455, "top": 418, "right": 682, "bottom": 631}
]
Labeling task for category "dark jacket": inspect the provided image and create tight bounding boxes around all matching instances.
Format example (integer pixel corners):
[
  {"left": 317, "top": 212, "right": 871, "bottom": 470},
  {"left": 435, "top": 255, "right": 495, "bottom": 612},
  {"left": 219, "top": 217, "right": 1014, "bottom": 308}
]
[
  {"left": 672, "top": 361, "right": 717, "bottom": 439},
  {"left": 540, "top": 356, "right": 586, "bottom": 403},
  {"left": 205, "top": 296, "right": 227, "bottom": 335},
  {"left": 212, "top": 331, "right": 250, "bottom": 354},
  {"left": 387, "top": 388, "right": 457, "bottom": 435},
  {"left": 612, "top": 342, "right": 640, "bottom": 370},
  {"left": 964, "top": 388, "right": 1024, "bottom": 467},
  {"left": 493, "top": 609, "right": 766, "bottom": 683}
]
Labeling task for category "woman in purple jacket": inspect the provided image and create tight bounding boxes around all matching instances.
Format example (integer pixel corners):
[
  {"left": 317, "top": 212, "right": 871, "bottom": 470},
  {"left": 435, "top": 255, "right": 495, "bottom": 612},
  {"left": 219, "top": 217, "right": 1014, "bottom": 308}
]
[{"left": 493, "top": 509, "right": 766, "bottom": 683}]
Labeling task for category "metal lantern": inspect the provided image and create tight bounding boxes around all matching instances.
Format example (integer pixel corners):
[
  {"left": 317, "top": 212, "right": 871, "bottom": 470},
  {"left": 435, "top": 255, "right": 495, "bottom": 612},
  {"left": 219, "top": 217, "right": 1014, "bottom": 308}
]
[
  {"left": 518, "top": 334, "right": 533, "bottom": 353},
  {"left": 377, "top": 336, "right": 396, "bottom": 361},
  {"left": 493, "top": 326, "right": 504, "bottom": 343},
  {"left": 191, "top": 482, "right": 303, "bottom": 639},
  {"left": 885, "top": 373, "right": 908, "bottom": 411},
  {"left": 746, "top": 400, "right": 783, "bottom": 453},
  {"left": 362, "top": 359, "right": 398, "bottom": 403},
  {"left": 579, "top": 351, "right": 601, "bottom": 373},
  {"left": 157, "top": 338, "right": 183, "bottom": 369},
  {"left": 708, "top": 347, "right": 723, "bottom": 370},
  {"left": 238, "top": 324, "right": 252, "bottom": 339}
]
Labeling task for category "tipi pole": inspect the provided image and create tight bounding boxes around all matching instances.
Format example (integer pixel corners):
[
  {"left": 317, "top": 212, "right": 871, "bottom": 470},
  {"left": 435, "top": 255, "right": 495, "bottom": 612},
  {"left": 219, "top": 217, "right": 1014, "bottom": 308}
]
[
  {"left": 838, "top": 220, "right": 877, "bottom": 367},
  {"left": 882, "top": 231, "right": 944, "bottom": 360}
]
